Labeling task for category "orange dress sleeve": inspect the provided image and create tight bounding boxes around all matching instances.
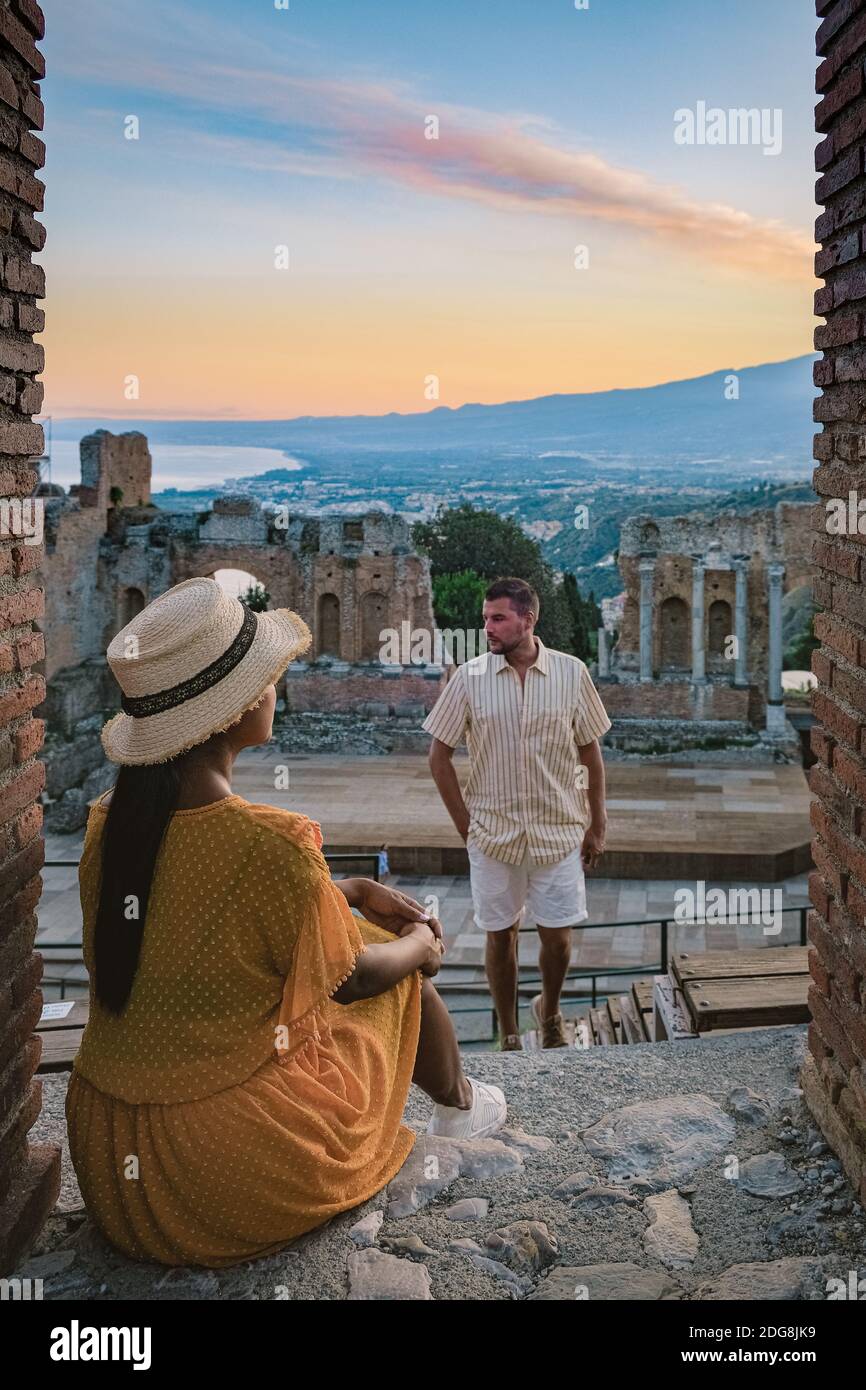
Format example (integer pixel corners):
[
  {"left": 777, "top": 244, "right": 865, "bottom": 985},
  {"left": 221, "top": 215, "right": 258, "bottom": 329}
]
[{"left": 250, "top": 810, "right": 367, "bottom": 1062}]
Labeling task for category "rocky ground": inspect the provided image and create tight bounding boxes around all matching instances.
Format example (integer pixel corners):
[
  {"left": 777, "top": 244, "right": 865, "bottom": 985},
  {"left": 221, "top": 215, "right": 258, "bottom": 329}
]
[{"left": 18, "top": 1025, "right": 865, "bottom": 1301}]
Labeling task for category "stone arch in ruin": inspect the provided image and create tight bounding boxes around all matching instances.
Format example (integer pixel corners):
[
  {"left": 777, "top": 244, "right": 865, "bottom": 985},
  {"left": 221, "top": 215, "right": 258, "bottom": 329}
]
[
  {"left": 707, "top": 598, "right": 732, "bottom": 656},
  {"left": 359, "top": 590, "right": 388, "bottom": 661},
  {"left": 119, "top": 585, "right": 145, "bottom": 629},
  {"left": 659, "top": 595, "right": 690, "bottom": 671},
  {"left": 317, "top": 592, "right": 341, "bottom": 657}
]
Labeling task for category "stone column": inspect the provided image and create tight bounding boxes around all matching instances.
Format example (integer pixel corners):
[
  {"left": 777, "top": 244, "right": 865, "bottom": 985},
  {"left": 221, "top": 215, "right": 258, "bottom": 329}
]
[
  {"left": 598, "top": 627, "right": 610, "bottom": 677},
  {"left": 765, "top": 561, "right": 786, "bottom": 734},
  {"left": 638, "top": 556, "right": 655, "bottom": 682},
  {"left": 732, "top": 554, "right": 749, "bottom": 686},
  {"left": 691, "top": 555, "right": 705, "bottom": 682}
]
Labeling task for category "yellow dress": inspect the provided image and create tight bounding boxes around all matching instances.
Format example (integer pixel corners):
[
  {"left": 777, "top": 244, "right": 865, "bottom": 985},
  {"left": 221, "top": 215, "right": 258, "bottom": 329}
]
[{"left": 65, "top": 794, "right": 422, "bottom": 1268}]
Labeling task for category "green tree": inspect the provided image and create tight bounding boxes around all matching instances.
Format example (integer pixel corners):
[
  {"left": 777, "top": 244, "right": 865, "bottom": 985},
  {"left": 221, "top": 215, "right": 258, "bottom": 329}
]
[
  {"left": 784, "top": 608, "right": 820, "bottom": 670},
  {"left": 432, "top": 570, "right": 488, "bottom": 631},
  {"left": 561, "top": 572, "right": 593, "bottom": 660},
  {"left": 241, "top": 582, "right": 270, "bottom": 612},
  {"left": 413, "top": 504, "right": 574, "bottom": 651}
]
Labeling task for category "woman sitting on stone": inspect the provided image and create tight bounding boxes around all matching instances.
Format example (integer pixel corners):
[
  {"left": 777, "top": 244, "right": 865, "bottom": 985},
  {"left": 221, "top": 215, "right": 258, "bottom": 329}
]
[{"left": 65, "top": 577, "right": 507, "bottom": 1268}]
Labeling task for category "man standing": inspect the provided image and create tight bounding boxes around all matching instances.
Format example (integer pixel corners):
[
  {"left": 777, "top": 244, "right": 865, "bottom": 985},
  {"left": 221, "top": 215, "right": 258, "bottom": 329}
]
[{"left": 423, "top": 577, "right": 611, "bottom": 1049}]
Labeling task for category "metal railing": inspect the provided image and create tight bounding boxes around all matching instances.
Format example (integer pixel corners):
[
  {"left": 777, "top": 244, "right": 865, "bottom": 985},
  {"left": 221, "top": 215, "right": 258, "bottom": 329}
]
[
  {"left": 433, "top": 906, "right": 810, "bottom": 1043},
  {"left": 38, "top": 860, "right": 809, "bottom": 1035}
]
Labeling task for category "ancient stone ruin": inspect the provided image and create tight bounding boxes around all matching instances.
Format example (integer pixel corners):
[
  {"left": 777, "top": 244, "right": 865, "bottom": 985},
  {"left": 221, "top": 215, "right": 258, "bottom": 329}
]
[
  {"left": 598, "top": 504, "right": 813, "bottom": 751},
  {"left": 37, "top": 429, "right": 442, "bottom": 827}
]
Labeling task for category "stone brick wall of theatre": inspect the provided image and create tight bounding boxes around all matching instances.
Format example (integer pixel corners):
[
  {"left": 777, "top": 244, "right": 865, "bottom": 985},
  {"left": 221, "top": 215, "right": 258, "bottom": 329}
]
[
  {"left": 805, "top": 0, "right": 866, "bottom": 1210},
  {"left": 0, "top": 0, "right": 57, "bottom": 1275}
]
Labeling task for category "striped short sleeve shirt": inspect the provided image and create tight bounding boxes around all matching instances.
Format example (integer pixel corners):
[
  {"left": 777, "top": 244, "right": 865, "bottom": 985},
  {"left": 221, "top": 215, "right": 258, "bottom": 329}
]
[{"left": 422, "top": 637, "right": 611, "bottom": 866}]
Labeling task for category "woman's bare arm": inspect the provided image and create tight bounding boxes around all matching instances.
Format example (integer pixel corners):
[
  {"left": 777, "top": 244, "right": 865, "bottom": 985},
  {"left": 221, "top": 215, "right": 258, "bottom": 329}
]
[{"left": 331, "top": 924, "right": 437, "bottom": 1004}]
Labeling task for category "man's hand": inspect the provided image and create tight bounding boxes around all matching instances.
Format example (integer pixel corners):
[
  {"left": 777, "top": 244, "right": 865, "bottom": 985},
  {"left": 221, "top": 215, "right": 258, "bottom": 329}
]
[
  {"left": 582, "top": 822, "right": 606, "bottom": 870},
  {"left": 357, "top": 880, "right": 443, "bottom": 941}
]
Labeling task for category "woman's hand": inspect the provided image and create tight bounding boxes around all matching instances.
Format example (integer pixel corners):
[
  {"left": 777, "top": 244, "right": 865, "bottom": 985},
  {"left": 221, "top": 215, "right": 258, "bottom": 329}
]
[
  {"left": 357, "top": 880, "right": 443, "bottom": 941},
  {"left": 398, "top": 920, "right": 444, "bottom": 978}
]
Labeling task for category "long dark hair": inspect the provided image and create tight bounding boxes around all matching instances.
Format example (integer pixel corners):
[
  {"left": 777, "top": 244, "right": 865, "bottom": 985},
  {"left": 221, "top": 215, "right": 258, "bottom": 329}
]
[{"left": 93, "top": 759, "right": 184, "bottom": 1014}]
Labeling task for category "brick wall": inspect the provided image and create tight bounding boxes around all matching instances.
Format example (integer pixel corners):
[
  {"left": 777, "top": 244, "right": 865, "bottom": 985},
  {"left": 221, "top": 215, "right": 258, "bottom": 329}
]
[
  {"left": 0, "top": 0, "right": 57, "bottom": 1274},
  {"left": 803, "top": 0, "right": 866, "bottom": 1210}
]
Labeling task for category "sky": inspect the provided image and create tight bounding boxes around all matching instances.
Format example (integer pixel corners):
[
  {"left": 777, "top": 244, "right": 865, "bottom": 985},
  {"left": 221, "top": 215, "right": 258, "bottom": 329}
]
[{"left": 39, "top": 0, "right": 818, "bottom": 421}]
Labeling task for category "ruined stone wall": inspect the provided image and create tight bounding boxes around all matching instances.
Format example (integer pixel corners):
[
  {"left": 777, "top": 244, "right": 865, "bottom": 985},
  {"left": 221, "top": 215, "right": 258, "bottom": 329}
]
[
  {"left": 804, "top": 0, "right": 866, "bottom": 1211},
  {"left": 41, "top": 430, "right": 155, "bottom": 678},
  {"left": 0, "top": 0, "right": 59, "bottom": 1275},
  {"left": 38, "top": 446, "right": 443, "bottom": 819},
  {"left": 615, "top": 503, "right": 812, "bottom": 682}
]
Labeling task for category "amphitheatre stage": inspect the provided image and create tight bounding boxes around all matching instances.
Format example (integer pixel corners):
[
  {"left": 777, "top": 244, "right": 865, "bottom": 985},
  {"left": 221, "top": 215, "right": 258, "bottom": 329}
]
[{"left": 233, "top": 750, "right": 813, "bottom": 883}]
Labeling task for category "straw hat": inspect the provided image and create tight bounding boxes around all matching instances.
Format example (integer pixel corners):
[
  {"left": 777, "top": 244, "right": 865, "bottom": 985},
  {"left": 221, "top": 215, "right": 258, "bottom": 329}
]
[{"left": 100, "top": 577, "right": 312, "bottom": 765}]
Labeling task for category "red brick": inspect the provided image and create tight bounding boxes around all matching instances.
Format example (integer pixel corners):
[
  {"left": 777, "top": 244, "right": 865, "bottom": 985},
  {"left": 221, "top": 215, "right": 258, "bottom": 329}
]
[
  {"left": 16, "top": 378, "right": 43, "bottom": 416},
  {"left": 0, "top": 256, "right": 44, "bottom": 298},
  {"left": 0, "top": 837, "right": 42, "bottom": 907},
  {"left": 817, "top": 13, "right": 866, "bottom": 85},
  {"left": 816, "top": 131, "right": 836, "bottom": 171},
  {"left": 833, "top": 743, "right": 866, "bottom": 800},
  {"left": 11, "top": 206, "right": 45, "bottom": 252},
  {"left": 13, "top": 630, "right": 43, "bottom": 668},
  {"left": 809, "top": 871, "right": 832, "bottom": 920},
  {"left": 815, "top": 312, "right": 861, "bottom": 348},
  {"left": 0, "top": 586, "right": 43, "bottom": 627},
  {"left": 813, "top": 687, "right": 862, "bottom": 747},
  {"left": 811, "top": 723, "right": 835, "bottom": 765},
  {"left": 0, "top": 337, "right": 42, "bottom": 373},
  {"left": 0, "top": 759, "right": 44, "bottom": 829},
  {"left": 815, "top": 609, "right": 861, "bottom": 662},
  {"left": 835, "top": 99, "right": 866, "bottom": 155},
  {"left": 0, "top": 7, "right": 45, "bottom": 78},
  {"left": 11, "top": 0, "right": 45, "bottom": 41},
  {"left": 12, "top": 802, "right": 41, "bottom": 850},
  {"left": 18, "top": 129, "right": 44, "bottom": 167},
  {"left": 15, "top": 301, "right": 43, "bottom": 333},
  {"left": 19, "top": 88, "right": 43, "bottom": 131},
  {"left": 816, "top": 538, "right": 861, "bottom": 580},
  {"left": 815, "top": 382, "right": 866, "bottom": 421},
  {"left": 811, "top": 648, "right": 834, "bottom": 685},
  {"left": 834, "top": 265, "right": 866, "bottom": 305},
  {"left": 11, "top": 543, "right": 42, "bottom": 579},
  {"left": 815, "top": 355, "right": 835, "bottom": 387},
  {"left": 816, "top": 63, "right": 864, "bottom": 132},
  {"left": 0, "top": 64, "right": 18, "bottom": 112},
  {"left": 833, "top": 662, "right": 866, "bottom": 714},
  {"left": 12, "top": 717, "right": 42, "bottom": 762},
  {"left": 833, "top": 578, "right": 866, "bottom": 624},
  {"left": 809, "top": 945, "right": 832, "bottom": 996},
  {"left": 812, "top": 835, "right": 849, "bottom": 899},
  {"left": 816, "top": 149, "right": 862, "bottom": 202}
]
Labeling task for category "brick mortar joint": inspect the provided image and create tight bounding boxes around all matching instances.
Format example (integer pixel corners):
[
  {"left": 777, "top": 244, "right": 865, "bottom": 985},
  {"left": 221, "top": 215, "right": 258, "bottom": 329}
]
[{"left": 816, "top": 643, "right": 866, "bottom": 679}]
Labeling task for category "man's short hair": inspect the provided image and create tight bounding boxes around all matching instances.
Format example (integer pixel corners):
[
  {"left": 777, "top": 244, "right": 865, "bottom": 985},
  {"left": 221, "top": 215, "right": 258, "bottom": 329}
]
[{"left": 484, "top": 577, "right": 539, "bottom": 621}]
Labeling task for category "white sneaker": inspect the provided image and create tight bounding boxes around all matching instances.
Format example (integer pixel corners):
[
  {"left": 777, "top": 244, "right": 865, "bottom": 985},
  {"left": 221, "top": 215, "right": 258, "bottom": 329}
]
[{"left": 426, "top": 1078, "right": 507, "bottom": 1140}]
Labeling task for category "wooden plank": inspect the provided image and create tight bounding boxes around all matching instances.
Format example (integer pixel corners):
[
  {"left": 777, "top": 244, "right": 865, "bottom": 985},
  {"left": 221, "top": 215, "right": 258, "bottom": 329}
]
[
  {"left": 672, "top": 947, "right": 809, "bottom": 987},
  {"left": 37, "top": 1029, "right": 83, "bottom": 1073},
  {"left": 616, "top": 994, "right": 644, "bottom": 1045},
  {"left": 605, "top": 996, "right": 622, "bottom": 1042},
  {"left": 652, "top": 975, "right": 696, "bottom": 1042},
  {"left": 632, "top": 980, "right": 654, "bottom": 1013},
  {"left": 683, "top": 974, "right": 810, "bottom": 1032},
  {"left": 591, "top": 1007, "right": 616, "bottom": 1047},
  {"left": 36, "top": 1000, "right": 89, "bottom": 1032}
]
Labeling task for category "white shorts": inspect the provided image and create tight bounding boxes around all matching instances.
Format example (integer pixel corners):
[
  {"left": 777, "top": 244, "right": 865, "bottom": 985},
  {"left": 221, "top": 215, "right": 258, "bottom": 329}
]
[{"left": 467, "top": 841, "right": 588, "bottom": 933}]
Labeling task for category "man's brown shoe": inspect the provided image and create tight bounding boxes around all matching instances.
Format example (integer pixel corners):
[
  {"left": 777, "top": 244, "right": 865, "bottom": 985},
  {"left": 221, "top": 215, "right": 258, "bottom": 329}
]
[
  {"left": 531, "top": 994, "right": 568, "bottom": 1048},
  {"left": 497, "top": 1033, "right": 523, "bottom": 1051}
]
